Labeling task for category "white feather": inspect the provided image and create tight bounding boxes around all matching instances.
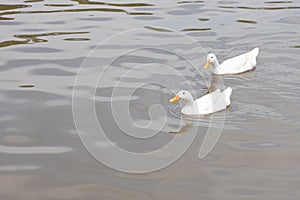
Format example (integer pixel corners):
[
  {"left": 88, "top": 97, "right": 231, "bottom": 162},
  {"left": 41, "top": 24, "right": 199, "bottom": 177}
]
[
  {"left": 209, "top": 48, "right": 259, "bottom": 75},
  {"left": 178, "top": 88, "right": 232, "bottom": 115}
]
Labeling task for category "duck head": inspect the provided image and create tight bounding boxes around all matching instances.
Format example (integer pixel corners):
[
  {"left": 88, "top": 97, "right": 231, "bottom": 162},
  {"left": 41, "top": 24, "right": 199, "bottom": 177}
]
[
  {"left": 169, "top": 90, "right": 193, "bottom": 104},
  {"left": 203, "top": 53, "right": 219, "bottom": 69}
]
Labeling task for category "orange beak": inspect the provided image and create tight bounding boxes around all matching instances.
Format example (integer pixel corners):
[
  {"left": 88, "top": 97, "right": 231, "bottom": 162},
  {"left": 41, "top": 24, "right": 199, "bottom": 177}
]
[
  {"left": 203, "top": 60, "right": 211, "bottom": 69},
  {"left": 169, "top": 95, "right": 180, "bottom": 103}
]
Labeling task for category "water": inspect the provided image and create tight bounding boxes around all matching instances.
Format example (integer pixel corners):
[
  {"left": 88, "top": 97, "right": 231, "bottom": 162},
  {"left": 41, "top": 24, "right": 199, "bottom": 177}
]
[{"left": 1, "top": 0, "right": 300, "bottom": 199}]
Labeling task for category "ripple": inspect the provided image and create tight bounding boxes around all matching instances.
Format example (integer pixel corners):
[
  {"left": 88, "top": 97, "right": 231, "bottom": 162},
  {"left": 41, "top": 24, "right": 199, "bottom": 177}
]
[
  {"left": 4, "top": 90, "right": 65, "bottom": 102},
  {"left": 0, "top": 0, "right": 299, "bottom": 198},
  {"left": 0, "top": 4, "right": 30, "bottom": 11},
  {"left": 167, "top": 9, "right": 203, "bottom": 15},
  {"left": 12, "top": 47, "right": 62, "bottom": 53},
  {"left": 18, "top": 84, "right": 35, "bottom": 88},
  {"left": 24, "top": 0, "right": 43, "bottom": 2},
  {"left": 134, "top": 16, "right": 162, "bottom": 20},
  {"left": 184, "top": 31, "right": 216, "bottom": 37},
  {"left": 44, "top": 20, "right": 66, "bottom": 25},
  {"left": 177, "top": 0, "right": 204, "bottom": 4},
  {"left": 14, "top": 31, "right": 89, "bottom": 44},
  {"left": 20, "top": 28, "right": 46, "bottom": 32},
  {"left": 64, "top": 37, "right": 90, "bottom": 41},
  {"left": 127, "top": 12, "right": 153, "bottom": 15},
  {"left": 0, "top": 165, "right": 41, "bottom": 171},
  {"left": 0, "top": 16, "right": 13, "bottom": 20},
  {"left": 166, "top": 99, "right": 285, "bottom": 130},
  {"left": 0, "top": 40, "right": 28, "bottom": 48},
  {"left": 0, "top": 115, "right": 19, "bottom": 122},
  {"left": 2, "top": 135, "right": 33, "bottom": 144},
  {"left": 236, "top": 19, "right": 257, "bottom": 24},
  {"left": 217, "top": 1, "right": 239, "bottom": 5},
  {"left": 198, "top": 17, "right": 210, "bottom": 21},
  {"left": 31, "top": 68, "right": 76, "bottom": 76},
  {"left": 47, "top": 184, "right": 153, "bottom": 199},
  {"left": 45, "top": 99, "right": 70, "bottom": 107},
  {"left": 275, "top": 16, "right": 300, "bottom": 24},
  {"left": 44, "top": 4, "right": 74, "bottom": 7},
  {"left": 0, "top": 6, "right": 155, "bottom": 20},
  {"left": 219, "top": 5, "right": 300, "bottom": 10},
  {"left": 73, "top": 0, "right": 154, "bottom": 7},
  {"left": 0, "top": 8, "right": 127, "bottom": 20},
  {"left": 265, "top": 1, "right": 293, "bottom": 4},
  {"left": 241, "top": 141, "right": 278, "bottom": 149},
  {"left": 0, "top": 31, "right": 89, "bottom": 48},
  {"left": 0, "top": 145, "right": 72, "bottom": 154},
  {"left": 78, "top": 17, "right": 112, "bottom": 21},
  {"left": 0, "top": 57, "right": 88, "bottom": 71},
  {"left": 0, "top": 21, "right": 23, "bottom": 25},
  {"left": 95, "top": 141, "right": 117, "bottom": 148},
  {"left": 144, "top": 26, "right": 173, "bottom": 32},
  {"left": 181, "top": 28, "right": 211, "bottom": 32}
]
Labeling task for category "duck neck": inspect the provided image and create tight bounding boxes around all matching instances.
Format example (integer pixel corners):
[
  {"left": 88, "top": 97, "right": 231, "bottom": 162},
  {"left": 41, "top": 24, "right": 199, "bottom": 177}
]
[
  {"left": 181, "top": 98, "right": 195, "bottom": 115},
  {"left": 183, "top": 99, "right": 194, "bottom": 108},
  {"left": 211, "top": 59, "right": 220, "bottom": 68},
  {"left": 211, "top": 59, "right": 220, "bottom": 74}
]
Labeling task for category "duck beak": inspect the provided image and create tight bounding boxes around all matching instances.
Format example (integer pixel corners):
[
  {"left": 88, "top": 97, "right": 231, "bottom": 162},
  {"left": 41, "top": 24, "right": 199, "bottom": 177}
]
[
  {"left": 203, "top": 60, "right": 210, "bottom": 69},
  {"left": 169, "top": 95, "right": 180, "bottom": 103}
]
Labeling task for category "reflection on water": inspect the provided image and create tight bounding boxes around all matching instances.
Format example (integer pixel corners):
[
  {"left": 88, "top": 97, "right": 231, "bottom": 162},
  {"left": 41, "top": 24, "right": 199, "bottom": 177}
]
[
  {"left": 169, "top": 118, "right": 193, "bottom": 134},
  {"left": 181, "top": 27, "right": 212, "bottom": 32},
  {"left": 219, "top": 5, "right": 300, "bottom": 10},
  {"left": 236, "top": 19, "right": 257, "bottom": 24},
  {"left": 144, "top": 25, "right": 173, "bottom": 32},
  {"left": 14, "top": 31, "right": 90, "bottom": 43},
  {"left": 73, "top": 0, "right": 154, "bottom": 7},
  {"left": 0, "top": 165, "right": 41, "bottom": 172},
  {"left": 0, "top": 31, "right": 89, "bottom": 48},
  {"left": 1, "top": 0, "right": 300, "bottom": 199},
  {"left": 0, "top": 145, "right": 72, "bottom": 154},
  {"left": 198, "top": 17, "right": 210, "bottom": 21},
  {"left": 18, "top": 84, "right": 35, "bottom": 88}
]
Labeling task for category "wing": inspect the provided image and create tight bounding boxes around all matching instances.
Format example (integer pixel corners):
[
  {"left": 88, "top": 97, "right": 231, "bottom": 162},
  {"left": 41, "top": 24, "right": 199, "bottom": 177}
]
[
  {"left": 194, "top": 89, "right": 220, "bottom": 104},
  {"left": 219, "top": 48, "right": 258, "bottom": 74},
  {"left": 194, "top": 89, "right": 227, "bottom": 114}
]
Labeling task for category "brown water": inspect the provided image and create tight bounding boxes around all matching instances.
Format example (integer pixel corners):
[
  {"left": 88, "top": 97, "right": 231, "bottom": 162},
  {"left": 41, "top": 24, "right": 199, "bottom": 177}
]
[{"left": 1, "top": 0, "right": 300, "bottom": 199}]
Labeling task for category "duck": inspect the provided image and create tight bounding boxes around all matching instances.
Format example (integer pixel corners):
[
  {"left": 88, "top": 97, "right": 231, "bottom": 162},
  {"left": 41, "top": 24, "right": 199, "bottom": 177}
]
[
  {"left": 169, "top": 87, "right": 232, "bottom": 115},
  {"left": 203, "top": 47, "right": 259, "bottom": 75}
]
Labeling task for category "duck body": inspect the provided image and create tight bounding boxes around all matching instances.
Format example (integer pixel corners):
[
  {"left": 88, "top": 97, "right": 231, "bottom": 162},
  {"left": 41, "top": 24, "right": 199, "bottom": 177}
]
[
  {"left": 204, "top": 47, "right": 259, "bottom": 75},
  {"left": 169, "top": 87, "right": 232, "bottom": 115}
]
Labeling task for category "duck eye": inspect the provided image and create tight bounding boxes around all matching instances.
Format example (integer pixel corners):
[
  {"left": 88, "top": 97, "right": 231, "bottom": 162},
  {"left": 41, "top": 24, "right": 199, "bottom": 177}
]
[
  {"left": 211, "top": 56, "right": 213, "bottom": 58},
  {"left": 182, "top": 92, "right": 185, "bottom": 94}
]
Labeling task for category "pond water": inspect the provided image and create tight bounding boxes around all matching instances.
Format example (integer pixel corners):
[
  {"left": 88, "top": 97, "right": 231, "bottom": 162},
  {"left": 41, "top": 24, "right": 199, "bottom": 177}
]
[{"left": 1, "top": 0, "right": 300, "bottom": 199}]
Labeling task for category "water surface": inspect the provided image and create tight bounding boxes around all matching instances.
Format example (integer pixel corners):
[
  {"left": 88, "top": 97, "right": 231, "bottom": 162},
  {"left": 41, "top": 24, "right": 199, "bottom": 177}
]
[{"left": 1, "top": 0, "right": 300, "bottom": 199}]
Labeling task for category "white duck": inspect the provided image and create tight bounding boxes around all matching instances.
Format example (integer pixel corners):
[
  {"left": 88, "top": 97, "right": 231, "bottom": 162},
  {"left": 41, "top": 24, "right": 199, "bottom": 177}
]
[
  {"left": 203, "top": 47, "right": 259, "bottom": 75},
  {"left": 169, "top": 88, "right": 232, "bottom": 115}
]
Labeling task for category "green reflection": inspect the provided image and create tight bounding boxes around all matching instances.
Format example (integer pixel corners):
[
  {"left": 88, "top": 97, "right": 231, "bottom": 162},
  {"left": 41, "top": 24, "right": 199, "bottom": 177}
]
[
  {"left": 236, "top": 19, "right": 257, "bottom": 24},
  {"left": 181, "top": 28, "right": 211, "bottom": 32},
  {"left": 144, "top": 26, "right": 173, "bottom": 32},
  {"left": 72, "top": 0, "right": 154, "bottom": 7},
  {"left": 219, "top": 5, "right": 300, "bottom": 10},
  {"left": 0, "top": 32, "right": 89, "bottom": 48},
  {"left": 0, "top": 4, "right": 30, "bottom": 11}
]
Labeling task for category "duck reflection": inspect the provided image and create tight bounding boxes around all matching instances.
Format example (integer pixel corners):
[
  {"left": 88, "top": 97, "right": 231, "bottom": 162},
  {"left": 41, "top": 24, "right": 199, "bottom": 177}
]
[
  {"left": 169, "top": 117, "right": 193, "bottom": 134},
  {"left": 207, "top": 74, "right": 222, "bottom": 93}
]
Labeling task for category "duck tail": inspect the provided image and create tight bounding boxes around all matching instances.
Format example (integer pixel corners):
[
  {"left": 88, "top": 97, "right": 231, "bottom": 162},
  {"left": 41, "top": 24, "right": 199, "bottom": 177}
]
[
  {"left": 224, "top": 87, "right": 232, "bottom": 106},
  {"left": 252, "top": 47, "right": 259, "bottom": 57}
]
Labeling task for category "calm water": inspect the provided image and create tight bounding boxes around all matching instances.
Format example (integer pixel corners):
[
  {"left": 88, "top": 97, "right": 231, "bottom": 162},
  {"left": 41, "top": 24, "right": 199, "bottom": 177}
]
[{"left": 1, "top": 0, "right": 300, "bottom": 199}]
